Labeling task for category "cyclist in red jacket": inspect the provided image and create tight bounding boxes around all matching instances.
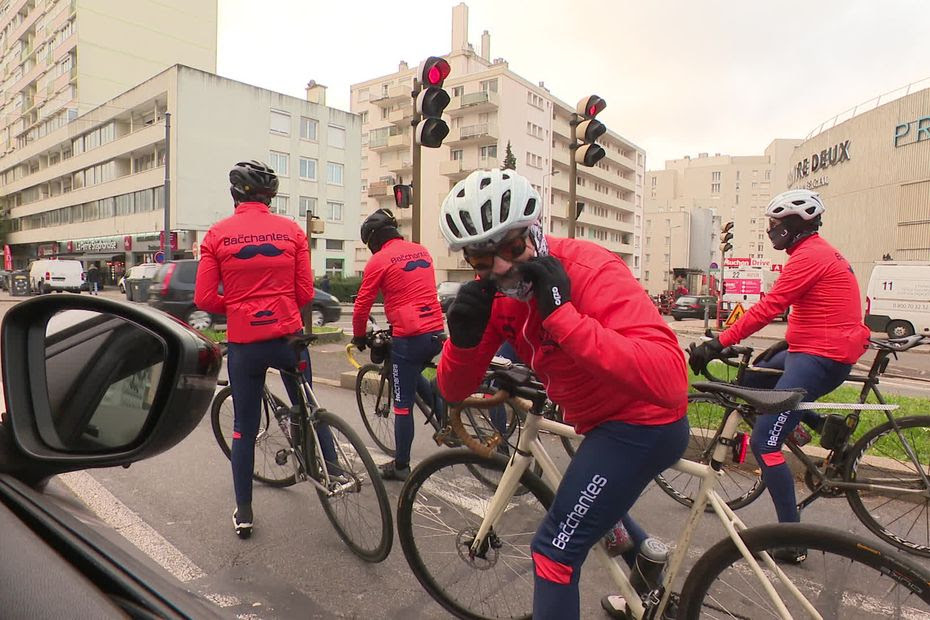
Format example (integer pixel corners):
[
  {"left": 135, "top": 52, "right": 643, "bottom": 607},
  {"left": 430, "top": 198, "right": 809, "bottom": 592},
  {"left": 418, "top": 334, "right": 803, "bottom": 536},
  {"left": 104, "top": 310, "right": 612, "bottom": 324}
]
[
  {"left": 436, "top": 169, "right": 689, "bottom": 620},
  {"left": 690, "top": 189, "right": 870, "bottom": 563},
  {"left": 195, "top": 160, "right": 319, "bottom": 539},
  {"left": 352, "top": 208, "right": 445, "bottom": 481}
]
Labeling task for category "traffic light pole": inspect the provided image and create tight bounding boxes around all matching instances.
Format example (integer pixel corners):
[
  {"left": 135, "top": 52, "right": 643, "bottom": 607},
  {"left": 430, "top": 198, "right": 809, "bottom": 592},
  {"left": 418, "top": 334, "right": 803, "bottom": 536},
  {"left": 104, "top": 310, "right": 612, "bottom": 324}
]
[
  {"left": 717, "top": 248, "right": 725, "bottom": 329},
  {"left": 410, "top": 79, "right": 422, "bottom": 244},
  {"left": 568, "top": 114, "right": 578, "bottom": 239}
]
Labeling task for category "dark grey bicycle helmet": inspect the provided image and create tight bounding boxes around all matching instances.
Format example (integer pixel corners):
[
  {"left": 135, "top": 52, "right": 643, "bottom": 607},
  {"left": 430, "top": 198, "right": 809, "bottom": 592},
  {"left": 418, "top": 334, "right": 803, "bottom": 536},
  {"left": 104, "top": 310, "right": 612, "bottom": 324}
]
[
  {"left": 229, "top": 160, "right": 279, "bottom": 204},
  {"left": 360, "top": 208, "right": 399, "bottom": 247}
]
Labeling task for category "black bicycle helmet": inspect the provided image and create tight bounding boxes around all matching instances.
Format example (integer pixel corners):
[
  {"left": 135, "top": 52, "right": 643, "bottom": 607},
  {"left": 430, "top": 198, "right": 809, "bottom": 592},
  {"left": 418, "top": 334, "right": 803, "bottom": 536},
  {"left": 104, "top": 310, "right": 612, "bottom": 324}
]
[
  {"left": 360, "top": 208, "right": 399, "bottom": 247},
  {"left": 229, "top": 160, "right": 279, "bottom": 204}
]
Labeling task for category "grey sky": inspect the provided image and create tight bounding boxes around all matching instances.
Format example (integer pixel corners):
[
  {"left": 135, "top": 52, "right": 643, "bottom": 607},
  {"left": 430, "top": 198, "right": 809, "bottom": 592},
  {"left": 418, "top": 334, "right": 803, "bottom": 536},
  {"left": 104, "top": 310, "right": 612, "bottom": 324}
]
[{"left": 216, "top": 0, "right": 930, "bottom": 169}]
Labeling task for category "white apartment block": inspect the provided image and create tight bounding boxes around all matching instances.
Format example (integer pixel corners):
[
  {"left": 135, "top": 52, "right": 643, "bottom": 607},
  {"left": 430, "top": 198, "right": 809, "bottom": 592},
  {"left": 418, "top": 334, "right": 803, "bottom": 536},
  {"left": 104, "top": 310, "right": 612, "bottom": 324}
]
[
  {"left": 1, "top": 64, "right": 361, "bottom": 281},
  {"left": 350, "top": 3, "right": 645, "bottom": 281},
  {"left": 642, "top": 139, "right": 800, "bottom": 295}
]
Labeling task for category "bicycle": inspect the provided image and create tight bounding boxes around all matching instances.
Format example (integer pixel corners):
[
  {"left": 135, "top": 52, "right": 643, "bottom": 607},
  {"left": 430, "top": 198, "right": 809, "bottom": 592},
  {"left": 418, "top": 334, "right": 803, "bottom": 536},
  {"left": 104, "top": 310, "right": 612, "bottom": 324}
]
[
  {"left": 654, "top": 333, "right": 930, "bottom": 557},
  {"left": 210, "top": 334, "right": 393, "bottom": 562},
  {"left": 396, "top": 361, "right": 930, "bottom": 619}
]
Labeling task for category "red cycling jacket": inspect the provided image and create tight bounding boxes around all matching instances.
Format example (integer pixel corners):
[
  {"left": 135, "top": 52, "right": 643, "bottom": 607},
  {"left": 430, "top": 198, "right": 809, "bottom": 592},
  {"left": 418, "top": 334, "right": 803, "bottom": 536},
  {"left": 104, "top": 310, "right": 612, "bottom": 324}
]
[
  {"left": 194, "top": 202, "right": 314, "bottom": 344},
  {"left": 438, "top": 236, "right": 688, "bottom": 435},
  {"left": 352, "top": 237, "right": 444, "bottom": 338},
  {"left": 719, "top": 234, "right": 869, "bottom": 364}
]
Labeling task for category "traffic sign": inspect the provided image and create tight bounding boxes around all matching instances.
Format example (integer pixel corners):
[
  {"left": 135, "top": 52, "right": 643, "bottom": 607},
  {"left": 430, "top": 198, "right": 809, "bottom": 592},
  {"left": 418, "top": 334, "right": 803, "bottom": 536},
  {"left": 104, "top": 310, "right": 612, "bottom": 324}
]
[
  {"left": 154, "top": 251, "right": 165, "bottom": 264},
  {"left": 725, "top": 302, "right": 746, "bottom": 327}
]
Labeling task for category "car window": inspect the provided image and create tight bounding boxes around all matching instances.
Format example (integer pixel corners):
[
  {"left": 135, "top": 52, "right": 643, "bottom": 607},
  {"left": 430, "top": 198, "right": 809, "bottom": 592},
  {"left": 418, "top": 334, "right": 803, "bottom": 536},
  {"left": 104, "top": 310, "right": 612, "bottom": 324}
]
[
  {"left": 173, "top": 262, "right": 198, "bottom": 284},
  {"left": 677, "top": 296, "right": 698, "bottom": 304}
]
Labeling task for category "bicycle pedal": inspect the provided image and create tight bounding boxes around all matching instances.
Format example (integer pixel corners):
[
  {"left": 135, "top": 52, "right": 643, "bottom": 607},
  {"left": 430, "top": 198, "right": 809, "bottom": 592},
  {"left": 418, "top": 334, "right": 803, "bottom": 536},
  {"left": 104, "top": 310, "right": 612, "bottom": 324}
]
[
  {"left": 432, "top": 427, "right": 455, "bottom": 446},
  {"left": 274, "top": 449, "right": 289, "bottom": 466}
]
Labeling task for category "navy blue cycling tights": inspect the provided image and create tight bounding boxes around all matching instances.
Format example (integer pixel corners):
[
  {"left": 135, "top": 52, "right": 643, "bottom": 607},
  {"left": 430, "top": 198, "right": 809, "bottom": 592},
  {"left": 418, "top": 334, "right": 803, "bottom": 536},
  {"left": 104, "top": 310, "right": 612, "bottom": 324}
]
[
  {"left": 227, "top": 335, "right": 333, "bottom": 508},
  {"left": 740, "top": 350, "right": 852, "bottom": 523},
  {"left": 530, "top": 416, "right": 689, "bottom": 620},
  {"left": 389, "top": 331, "right": 443, "bottom": 469}
]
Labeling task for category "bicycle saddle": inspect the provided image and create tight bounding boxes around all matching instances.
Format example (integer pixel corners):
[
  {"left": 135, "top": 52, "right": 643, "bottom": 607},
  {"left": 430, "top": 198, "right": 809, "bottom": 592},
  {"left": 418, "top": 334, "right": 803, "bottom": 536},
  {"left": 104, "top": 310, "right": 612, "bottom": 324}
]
[
  {"left": 286, "top": 333, "right": 318, "bottom": 352},
  {"left": 692, "top": 382, "right": 806, "bottom": 414}
]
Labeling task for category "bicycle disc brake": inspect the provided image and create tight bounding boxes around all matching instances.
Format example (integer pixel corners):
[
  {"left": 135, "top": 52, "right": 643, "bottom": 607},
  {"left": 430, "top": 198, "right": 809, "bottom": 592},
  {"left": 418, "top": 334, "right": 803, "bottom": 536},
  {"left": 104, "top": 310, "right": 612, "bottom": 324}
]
[{"left": 456, "top": 526, "right": 502, "bottom": 569}]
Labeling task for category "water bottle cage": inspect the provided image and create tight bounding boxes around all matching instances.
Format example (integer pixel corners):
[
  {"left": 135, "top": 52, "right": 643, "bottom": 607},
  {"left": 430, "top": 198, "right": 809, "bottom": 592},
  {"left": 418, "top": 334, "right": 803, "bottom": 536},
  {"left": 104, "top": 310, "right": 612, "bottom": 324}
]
[{"left": 642, "top": 587, "right": 665, "bottom": 620}]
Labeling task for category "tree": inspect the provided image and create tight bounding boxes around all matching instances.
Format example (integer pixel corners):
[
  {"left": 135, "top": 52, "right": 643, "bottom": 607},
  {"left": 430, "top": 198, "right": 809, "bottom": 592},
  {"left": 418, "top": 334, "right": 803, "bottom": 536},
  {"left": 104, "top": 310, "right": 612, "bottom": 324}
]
[{"left": 501, "top": 141, "right": 516, "bottom": 170}]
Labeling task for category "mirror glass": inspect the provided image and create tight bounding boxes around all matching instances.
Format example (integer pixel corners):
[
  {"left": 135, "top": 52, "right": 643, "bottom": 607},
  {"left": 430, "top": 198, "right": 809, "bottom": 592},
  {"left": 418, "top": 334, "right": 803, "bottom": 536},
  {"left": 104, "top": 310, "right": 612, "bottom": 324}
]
[{"left": 42, "top": 310, "right": 166, "bottom": 451}]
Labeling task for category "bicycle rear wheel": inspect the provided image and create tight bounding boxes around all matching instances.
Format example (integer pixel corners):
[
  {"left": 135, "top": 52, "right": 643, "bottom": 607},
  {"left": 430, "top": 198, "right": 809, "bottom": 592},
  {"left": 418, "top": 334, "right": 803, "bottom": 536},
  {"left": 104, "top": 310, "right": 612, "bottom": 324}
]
[
  {"left": 678, "top": 523, "right": 930, "bottom": 619},
  {"left": 311, "top": 410, "right": 393, "bottom": 563},
  {"left": 653, "top": 393, "right": 764, "bottom": 510},
  {"left": 844, "top": 415, "right": 930, "bottom": 557},
  {"left": 210, "top": 386, "right": 297, "bottom": 487},
  {"left": 397, "top": 449, "right": 553, "bottom": 620},
  {"left": 355, "top": 364, "right": 395, "bottom": 456}
]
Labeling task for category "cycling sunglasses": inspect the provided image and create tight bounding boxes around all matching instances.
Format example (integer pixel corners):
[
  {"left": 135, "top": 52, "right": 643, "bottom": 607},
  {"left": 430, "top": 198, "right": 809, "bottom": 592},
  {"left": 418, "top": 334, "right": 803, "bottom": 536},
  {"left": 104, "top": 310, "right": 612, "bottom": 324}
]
[{"left": 463, "top": 234, "right": 529, "bottom": 270}]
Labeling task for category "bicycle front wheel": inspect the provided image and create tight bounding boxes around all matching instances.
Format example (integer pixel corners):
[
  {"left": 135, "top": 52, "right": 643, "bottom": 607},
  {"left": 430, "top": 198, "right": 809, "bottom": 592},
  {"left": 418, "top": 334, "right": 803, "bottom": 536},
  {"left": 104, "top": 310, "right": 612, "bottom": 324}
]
[
  {"left": 845, "top": 415, "right": 930, "bottom": 557},
  {"left": 312, "top": 410, "right": 393, "bottom": 563},
  {"left": 210, "top": 386, "right": 297, "bottom": 487},
  {"left": 678, "top": 523, "right": 930, "bottom": 619},
  {"left": 653, "top": 393, "right": 764, "bottom": 510},
  {"left": 397, "top": 449, "right": 553, "bottom": 620},
  {"left": 355, "top": 364, "right": 395, "bottom": 456}
]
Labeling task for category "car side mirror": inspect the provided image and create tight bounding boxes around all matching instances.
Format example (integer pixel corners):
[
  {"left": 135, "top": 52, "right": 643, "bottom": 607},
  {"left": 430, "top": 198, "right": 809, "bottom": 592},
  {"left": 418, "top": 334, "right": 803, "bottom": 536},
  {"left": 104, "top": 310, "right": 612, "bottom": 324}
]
[{"left": 1, "top": 296, "right": 222, "bottom": 484}]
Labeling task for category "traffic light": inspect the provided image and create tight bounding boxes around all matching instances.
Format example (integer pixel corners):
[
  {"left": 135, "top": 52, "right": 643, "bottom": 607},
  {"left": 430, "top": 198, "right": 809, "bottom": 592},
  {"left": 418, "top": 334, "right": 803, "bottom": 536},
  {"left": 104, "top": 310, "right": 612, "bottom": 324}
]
[
  {"left": 393, "top": 184, "right": 412, "bottom": 209},
  {"left": 720, "top": 220, "right": 734, "bottom": 253},
  {"left": 414, "top": 56, "right": 451, "bottom": 148},
  {"left": 573, "top": 95, "right": 607, "bottom": 167}
]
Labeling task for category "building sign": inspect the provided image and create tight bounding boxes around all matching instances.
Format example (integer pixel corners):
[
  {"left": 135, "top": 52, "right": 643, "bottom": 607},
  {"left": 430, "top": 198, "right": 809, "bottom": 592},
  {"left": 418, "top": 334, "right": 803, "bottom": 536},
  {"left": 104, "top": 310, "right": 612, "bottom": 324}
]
[
  {"left": 724, "top": 257, "right": 771, "bottom": 268},
  {"left": 789, "top": 140, "right": 851, "bottom": 184},
  {"left": 74, "top": 237, "right": 120, "bottom": 252},
  {"left": 38, "top": 243, "right": 58, "bottom": 257},
  {"left": 799, "top": 175, "right": 829, "bottom": 190},
  {"left": 893, "top": 115, "right": 930, "bottom": 148}
]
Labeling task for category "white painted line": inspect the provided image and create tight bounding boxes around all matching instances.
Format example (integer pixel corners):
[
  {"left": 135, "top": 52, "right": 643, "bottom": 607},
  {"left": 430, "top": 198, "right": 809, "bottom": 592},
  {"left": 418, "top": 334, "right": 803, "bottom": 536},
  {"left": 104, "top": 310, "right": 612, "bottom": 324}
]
[{"left": 58, "top": 470, "right": 206, "bottom": 583}]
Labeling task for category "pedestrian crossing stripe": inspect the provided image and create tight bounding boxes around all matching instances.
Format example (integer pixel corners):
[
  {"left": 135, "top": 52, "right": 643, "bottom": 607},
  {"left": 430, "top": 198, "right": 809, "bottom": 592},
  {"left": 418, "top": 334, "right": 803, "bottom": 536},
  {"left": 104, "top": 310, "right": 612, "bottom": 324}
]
[{"left": 725, "top": 303, "right": 746, "bottom": 327}]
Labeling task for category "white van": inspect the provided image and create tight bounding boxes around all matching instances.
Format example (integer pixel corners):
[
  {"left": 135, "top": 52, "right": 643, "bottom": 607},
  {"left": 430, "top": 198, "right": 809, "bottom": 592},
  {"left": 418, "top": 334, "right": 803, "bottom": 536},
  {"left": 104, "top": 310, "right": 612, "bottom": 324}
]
[
  {"left": 29, "top": 259, "right": 85, "bottom": 294},
  {"left": 864, "top": 261, "right": 930, "bottom": 338}
]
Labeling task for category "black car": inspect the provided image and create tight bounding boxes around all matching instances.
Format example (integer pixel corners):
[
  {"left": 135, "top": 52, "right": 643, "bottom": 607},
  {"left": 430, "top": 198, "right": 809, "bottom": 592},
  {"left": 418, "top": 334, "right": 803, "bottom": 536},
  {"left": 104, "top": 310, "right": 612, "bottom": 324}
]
[
  {"left": 437, "top": 281, "right": 462, "bottom": 314},
  {"left": 671, "top": 295, "right": 719, "bottom": 320},
  {"left": 147, "top": 259, "right": 341, "bottom": 330},
  {"left": 0, "top": 295, "right": 224, "bottom": 618}
]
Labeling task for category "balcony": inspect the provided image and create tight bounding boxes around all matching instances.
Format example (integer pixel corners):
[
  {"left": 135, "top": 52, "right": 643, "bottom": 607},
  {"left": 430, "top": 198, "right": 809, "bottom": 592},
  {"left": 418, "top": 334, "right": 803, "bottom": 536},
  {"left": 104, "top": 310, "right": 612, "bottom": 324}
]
[
  {"left": 446, "top": 122, "right": 498, "bottom": 146},
  {"left": 367, "top": 181, "right": 391, "bottom": 198},
  {"left": 370, "top": 83, "right": 410, "bottom": 107},
  {"left": 368, "top": 126, "right": 410, "bottom": 152},
  {"left": 387, "top": 157, "right": 412, "bottom": 177},
  {"left": 440, "top": 156, "right": 499, "bottom": 180},
  {"left": 388, "top": 103, "right": 415, "bottom": 126},
  {"left": 446, "top": 90, "right": 499, "bottom": 117}
]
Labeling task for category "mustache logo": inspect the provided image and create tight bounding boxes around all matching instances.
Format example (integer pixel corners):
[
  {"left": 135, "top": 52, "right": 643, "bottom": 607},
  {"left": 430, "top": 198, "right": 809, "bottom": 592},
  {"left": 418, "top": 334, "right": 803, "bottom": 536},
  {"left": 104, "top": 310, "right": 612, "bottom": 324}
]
[
  {"left": 253, "top": 310, "right": 275, "bottom": 317},
  {"left": 401, "top": 259, "right": 431, "bottom": 272},
  {"left": 233, "top": 243, "right": 285, "bottom": 259}
]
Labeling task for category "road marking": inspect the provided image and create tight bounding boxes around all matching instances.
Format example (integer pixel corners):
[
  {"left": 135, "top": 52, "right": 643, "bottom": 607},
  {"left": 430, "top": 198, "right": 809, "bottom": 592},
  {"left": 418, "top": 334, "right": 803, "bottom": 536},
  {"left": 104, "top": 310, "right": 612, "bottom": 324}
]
[{"left": 59, "top": 470, "right": 206, "bottom": 583}]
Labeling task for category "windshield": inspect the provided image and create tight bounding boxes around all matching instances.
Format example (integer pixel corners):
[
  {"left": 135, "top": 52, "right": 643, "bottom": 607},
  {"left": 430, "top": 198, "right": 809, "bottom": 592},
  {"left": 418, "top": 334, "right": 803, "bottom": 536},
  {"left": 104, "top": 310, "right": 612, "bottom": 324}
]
[{"left": 677, "top": 296, "right": 698, "bottom": 304}]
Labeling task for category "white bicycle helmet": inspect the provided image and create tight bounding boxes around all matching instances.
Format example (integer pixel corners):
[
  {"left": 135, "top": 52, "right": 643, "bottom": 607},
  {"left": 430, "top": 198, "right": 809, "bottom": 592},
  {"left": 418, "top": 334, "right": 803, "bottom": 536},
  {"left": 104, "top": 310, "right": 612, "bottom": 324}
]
[
  {"left": 765, "top": 189, "right": 826, "bottom": 221},
  {"left": 440, "top": 169, "right": 542, "bottom": 250}
]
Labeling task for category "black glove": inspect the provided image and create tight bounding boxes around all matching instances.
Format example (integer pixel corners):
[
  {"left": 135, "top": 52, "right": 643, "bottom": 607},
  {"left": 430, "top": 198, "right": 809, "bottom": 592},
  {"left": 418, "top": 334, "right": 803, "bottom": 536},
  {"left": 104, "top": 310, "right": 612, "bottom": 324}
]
[
  {"left": 447, "top": 279, "right": 496, "bottom": 348},
  {"left": 351, "top": 335, "right": 367, "bottom": 351},
  {"left": 755, "top": 339, "right": 788, "bottom": 364},
  {"left": 518, "top": 256, "right": 572, "bottom": 319},
  {"left": 688, "top": 337, "right": 723, "bottom": 375}
]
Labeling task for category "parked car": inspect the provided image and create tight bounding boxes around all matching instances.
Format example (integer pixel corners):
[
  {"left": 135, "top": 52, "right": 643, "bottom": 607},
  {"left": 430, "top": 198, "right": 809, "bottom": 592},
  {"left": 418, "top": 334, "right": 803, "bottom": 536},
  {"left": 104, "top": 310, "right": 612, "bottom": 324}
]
[
  {"left": 28, "top": 259, "right": 85, "bottom": 294},
  {"left": 123, "top": 262, "right": 159, "bottom": 302},
  {"left": 147, "top": 259, "right": 341, "bottom": 331},
  {"left": 0, "top": 295, "right": 223, "bottom": 618},
  {"left": 437, "top": 281, "right": 463, "bottom": 314},
  {"left": 671, "top": 295, "right": 719, "bottom": 320}
]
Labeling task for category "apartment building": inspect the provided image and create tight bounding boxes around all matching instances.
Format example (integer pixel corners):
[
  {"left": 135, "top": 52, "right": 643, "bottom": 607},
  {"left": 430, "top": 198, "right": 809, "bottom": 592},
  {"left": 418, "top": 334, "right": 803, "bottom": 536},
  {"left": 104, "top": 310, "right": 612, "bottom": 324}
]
[
  {"left": 350, "top": 3, "right": 645, "bottom": 281},
  {"left": 1, "top": 64, "right": 361, "bottom": 281},
  {"left": 642, "top": 139, "right": 800, "bottom": 295},
  {"left": 0, "top": 0, "right": 217, "bottom": 155}
]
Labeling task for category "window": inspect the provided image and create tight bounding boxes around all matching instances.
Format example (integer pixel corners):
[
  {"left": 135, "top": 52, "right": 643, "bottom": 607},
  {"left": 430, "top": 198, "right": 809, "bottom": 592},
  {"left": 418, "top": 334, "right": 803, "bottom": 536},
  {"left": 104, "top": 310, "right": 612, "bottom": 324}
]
[
  {"left": 359, "top": 111, "right": 368, "bottom": 124},
  {"left": 270, "top": 110, "right": 290, "bottom": 134},
  {"left": 711, "top": 182, "right": 720, "bottom": 193},
  {"left": 527, "top": 92, "right": 544, "bottom": 108},
  {"left": 324, "top": 258, "right": 344, "bottom": 277},
  {"left": 326, "top": 201, "right": 343, "bottom": 222},
  {"left": 452, "top": 86, "right": 464, "bottom": 97},
  {"left": 328, "top": 125, "right": 346, "bottom": 148},
  {"left": 325, "top": 239, "right": 344, "bottom": 250},
  {"left": 479, "top": 79, "right": 498, "bottom": 93},
  {"left": 269, "top": 151, "right": 289, "bottom": 176},
  {"left": 480, "top": 145, "right": 497, "bottom": 159},
  {"left": 451, "top": 149, "right": 463, "bottom": 161},
  {"left": 326, "top": 162, "right": 344, "bottom": 185},
  {"left": 712, "top": 171, "right": 721, "bottom": 181},
  {"left": 300, "top": 117, "right": 318, "bottom": 141},
  {"left": 270, "top": 194, "right": 289, "bottom": 215},
  {"left": 525, "top": 152, "right": 543, "bottom": 168},
  {"left": 299, "top": 196, "right": 317, "bottom": 218},
  {"left": 299, "top": 157, "right": 317, "bottom": 180},
  {"left": 526, "top": 122, "right": 543, "bottom": 139}
]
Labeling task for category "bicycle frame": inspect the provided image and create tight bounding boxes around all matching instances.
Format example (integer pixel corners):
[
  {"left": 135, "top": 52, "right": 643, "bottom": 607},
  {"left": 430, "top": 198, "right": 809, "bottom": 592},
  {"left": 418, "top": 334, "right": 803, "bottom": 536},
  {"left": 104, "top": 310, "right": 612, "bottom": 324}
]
[{"left": 467, "top": 404, "right": 820, "bottom": 619}]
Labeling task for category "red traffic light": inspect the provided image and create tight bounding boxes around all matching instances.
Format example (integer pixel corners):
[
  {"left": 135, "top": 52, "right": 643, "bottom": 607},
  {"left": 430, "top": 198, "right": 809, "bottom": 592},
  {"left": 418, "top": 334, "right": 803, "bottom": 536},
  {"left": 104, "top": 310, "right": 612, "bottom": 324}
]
[
  {"left": 392, "top": 184, "right": 412, "bottom": 209},
  {"left": 419, "top": 56, "right": 451, "bottom": 87},
  {"left": 576, "top": 95, "right": 606, "bottom": 119}
]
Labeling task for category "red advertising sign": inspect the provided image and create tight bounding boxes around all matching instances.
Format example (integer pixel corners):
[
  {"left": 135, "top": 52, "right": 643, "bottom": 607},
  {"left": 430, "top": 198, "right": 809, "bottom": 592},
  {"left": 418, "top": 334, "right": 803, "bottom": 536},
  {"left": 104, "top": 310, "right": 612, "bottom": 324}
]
[
  {"left": 724, "top": 278, "right": 763, "bottom": 295},
  {"left": 3, "top": 245, "right": 10, "bottom": 271},
  {"left": 124, "top": 235, "right": 132, "bottom": 251}
]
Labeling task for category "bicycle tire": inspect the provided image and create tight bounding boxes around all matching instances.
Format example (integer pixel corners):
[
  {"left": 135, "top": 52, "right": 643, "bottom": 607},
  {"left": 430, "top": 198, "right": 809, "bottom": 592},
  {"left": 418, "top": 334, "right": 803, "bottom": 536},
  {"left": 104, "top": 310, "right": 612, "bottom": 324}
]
[
  {"left": 653, "top": 393, "right": 764, "bottom": 510},
  {"left": 210, "top": 386, "right": 297, "bottom": 487},
  {"left": 397, "top": 449, "right": 554, "bottom": 620},
  {"left": 355, "top": 363, "right": 395, "bottom": 456},
  {"left": 678, "top": 522, "right": 930, "bottom": 619},
  {"left": 311, "top": 409, "right": 393, "bottom": 563},
  {"left": 844, "top": 415, "right": 930, "bottom": 557}
]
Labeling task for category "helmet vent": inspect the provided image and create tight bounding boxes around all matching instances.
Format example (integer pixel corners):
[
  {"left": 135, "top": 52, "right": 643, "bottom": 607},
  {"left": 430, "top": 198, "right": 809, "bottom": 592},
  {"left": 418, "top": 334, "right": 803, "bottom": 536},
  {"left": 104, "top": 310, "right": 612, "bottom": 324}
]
[
  {"left": 480, "top": 177, "right": 492, "bottom": 189},
  {"left": 791, "top": 199, "right": 807, "bottom": 206},
  {"left": 460, "top": 211, "right": 478, "bottom": 236},
  {"left": 523, "top": 197, "right": 537, "bottom": 216},
  {"left": 502, "top": 173, "right": 510, "bottom": 180},
  {"left": 480, "top": 199, "right": 493, "bottom": 231},
  {"left": 445, "top": 214, "right": 461, "bottom": 238},
  {"left": 457, "top": 188, "right": 466, "bottom": 198},
  {"left": 499, "top": 190, "right": 511, "bottom": 222}
]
